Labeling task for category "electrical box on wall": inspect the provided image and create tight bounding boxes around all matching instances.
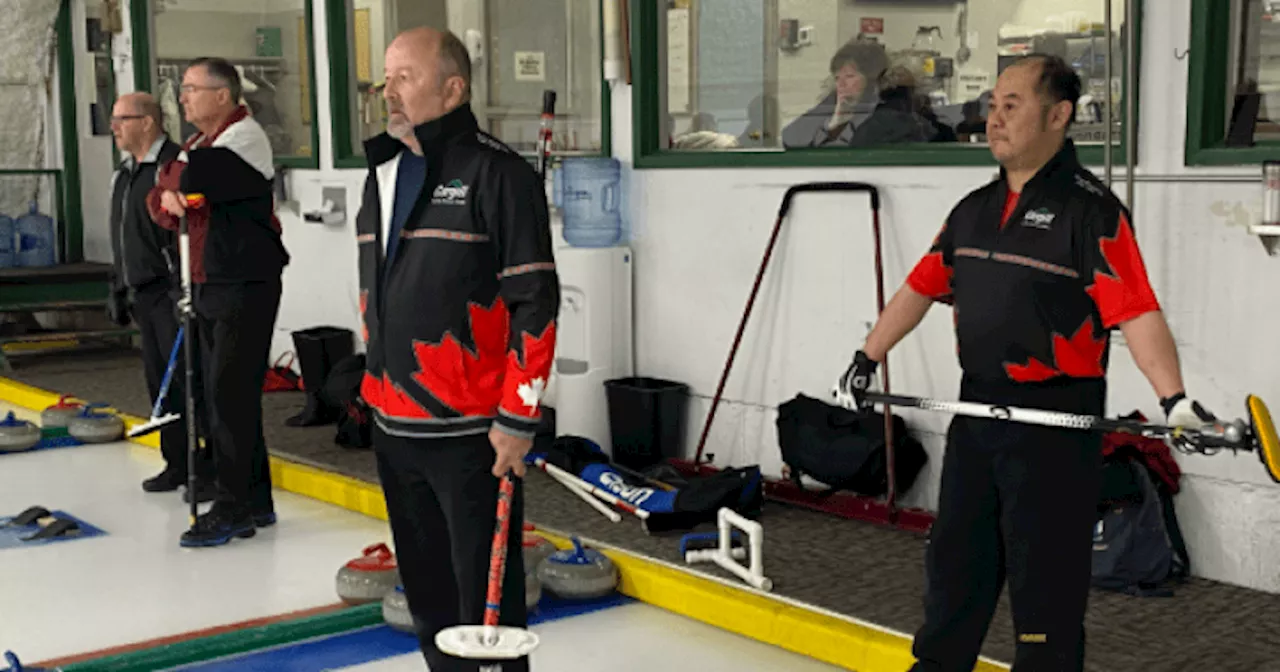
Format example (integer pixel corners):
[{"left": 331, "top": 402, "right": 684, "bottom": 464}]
[
  {"left": 779, "top": 19, "right": 814, "bottom": 51},
  {"left": 779, "top": 18, "right": 798, "bottom": 48}
]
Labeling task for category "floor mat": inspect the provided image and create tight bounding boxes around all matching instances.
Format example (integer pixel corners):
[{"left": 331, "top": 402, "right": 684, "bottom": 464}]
[
  {"left": 171, "top": 593, "right": 634, "bottom": 671},
  {"left": 0, "top": 510, "right": 106, "bottom": 550}
]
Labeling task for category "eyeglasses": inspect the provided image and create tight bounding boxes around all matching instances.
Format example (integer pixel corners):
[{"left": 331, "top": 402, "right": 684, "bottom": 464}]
[
  {"left": 110, "top": 114, "right": 145, "bottom": 124},
  {"left": 180, "top": 84, "right": 226, "bottom": 94}
]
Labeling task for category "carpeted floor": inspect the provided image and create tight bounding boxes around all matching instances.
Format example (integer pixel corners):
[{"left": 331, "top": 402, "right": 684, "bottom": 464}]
[{"left": 7, "top": 347, "right": 1280, "bottom": 671}]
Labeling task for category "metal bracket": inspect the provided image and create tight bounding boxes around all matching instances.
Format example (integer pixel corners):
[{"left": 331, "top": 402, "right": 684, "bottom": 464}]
[{"left": 1250, "top": 224, "right": 1280, "bottom": 256}]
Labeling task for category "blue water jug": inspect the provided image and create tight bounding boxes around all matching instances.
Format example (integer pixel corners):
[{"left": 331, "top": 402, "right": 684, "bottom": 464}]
[
  {"left": 559, "top": 157, "right": 623, "bottom": 248},
  {"left": 0, "top": 213, "right": 13, "bottom": 269},
  {"left": 15, "top": 201, "right": 55, "bottom": 267}
]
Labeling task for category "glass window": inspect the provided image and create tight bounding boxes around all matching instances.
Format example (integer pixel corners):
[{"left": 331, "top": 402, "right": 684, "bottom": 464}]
[
  {"left": 656, "top": 0, "right": 1129, "bottom": 153},
  {"left": 148, "top": 0, "right": 317, "bottom": 163},
  {"left": 1226, "top": 0, "right": 1280, "bottom": 144},
  {"left": 337, "top": 0, "right": 604, "bottom": 159}
]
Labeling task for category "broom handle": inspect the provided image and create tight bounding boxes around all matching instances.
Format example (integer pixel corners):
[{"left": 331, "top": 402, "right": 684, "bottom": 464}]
[
  {"left": 149, "top": 326, "right": 184, "bottom": 418},
  {"left": 182, "top": 194, "right": 204, "bottom": 528},
  {"left": 484, "top": 472, "right": 517, "bottom": 629},
  {"left": 532, "top": 457, "right": 650, "bottom": 520},
  {"left": 545, "top": 466, "right": 623, "bottom": 522}
]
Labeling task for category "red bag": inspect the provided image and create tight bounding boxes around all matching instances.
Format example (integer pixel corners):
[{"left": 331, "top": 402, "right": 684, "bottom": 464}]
[
  {"left": 264, "top": 352, "right": 303, "bottom": 393},
  {"left": 1102, "top": 411, "right": 1182, "bottom": 495}
]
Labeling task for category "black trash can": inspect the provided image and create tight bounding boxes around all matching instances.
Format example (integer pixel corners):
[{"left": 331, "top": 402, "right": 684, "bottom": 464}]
[{"left": 604, "top": 377, "right": 689, "bottom": 471}]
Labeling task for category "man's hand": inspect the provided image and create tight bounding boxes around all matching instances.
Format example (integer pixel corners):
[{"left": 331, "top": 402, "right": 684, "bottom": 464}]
[
  {"left": 833, "top": 350, "right": 879, "bottom": 411},
  {"left": 1161, "top": 392, "right": 1219, "bottom": 453},
  {"left": 489, "top": 426, "right": 532, "bottom": 478},
  {"left": 160, "top": 190, "right": 187, "bottom": 216}
]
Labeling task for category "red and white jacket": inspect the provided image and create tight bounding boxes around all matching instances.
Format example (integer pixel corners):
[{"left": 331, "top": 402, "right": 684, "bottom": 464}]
[{"left": 147, "top": 105, "right": 288, "bottom": 284}]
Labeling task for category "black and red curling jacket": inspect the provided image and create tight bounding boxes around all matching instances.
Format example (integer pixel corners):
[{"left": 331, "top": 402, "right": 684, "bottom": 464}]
[
  {"left": 355, "top": 104, "right": 559, "bottom": 440},
  {"left": 906, "top": 140, "right": 1160, "bottom": 384}
]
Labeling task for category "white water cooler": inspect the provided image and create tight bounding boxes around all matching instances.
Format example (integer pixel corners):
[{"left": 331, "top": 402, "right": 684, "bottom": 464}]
[{"left": 545, "top": 238, "right": 633, "bottom": 455}]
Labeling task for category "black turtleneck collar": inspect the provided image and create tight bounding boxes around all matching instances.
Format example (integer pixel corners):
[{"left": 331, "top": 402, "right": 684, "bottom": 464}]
[
  {"left": 998, "top": 138, "right": 1081, "bottom": 193},
  {"left": 364, "top": 103, "right": 479, "bottom": 165}
]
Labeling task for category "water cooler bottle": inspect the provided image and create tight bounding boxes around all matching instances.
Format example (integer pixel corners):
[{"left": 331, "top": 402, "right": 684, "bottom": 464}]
[{"left": 544, "top": 158, "right": 633, "bottom": 455}]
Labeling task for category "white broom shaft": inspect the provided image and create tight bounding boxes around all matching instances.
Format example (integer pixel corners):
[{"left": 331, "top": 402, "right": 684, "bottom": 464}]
[
  {"left": 546, "top": 467, "right": 622, "bottom": 522},
  {"left": 533, "top": 458, "right": 650, "bottom": 520}
]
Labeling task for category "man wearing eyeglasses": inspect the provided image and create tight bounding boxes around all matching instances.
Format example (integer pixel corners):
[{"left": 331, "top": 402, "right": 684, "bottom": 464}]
[
  {"left": 148, "top": 57, "right": 290, "bottom": 548},
  {"left": 108, "top": 92, "right": 213, "bottom": 498}
]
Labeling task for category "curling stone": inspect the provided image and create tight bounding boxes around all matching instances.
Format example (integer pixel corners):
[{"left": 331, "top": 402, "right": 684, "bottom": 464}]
[
  {"left": 381, "top": 585, "right": 414, "bottom": 633},
  {"left": 523, "top": 530, "right": 557, "bottom": 574},
  {"left": 526, "top": 569, "right": 542, "bottom": 610},
  {"left": 66, "top": 404, "right": 125, "bottom": 443},
  {"left": 0, "top": 413, "right": 40, "bottom": 453},
  {"left": 537, "top": 536, "right": 618, "bottom": 600},
  {"left": 40, "top": 395, "right": 83, "bottom": 434},
  {"left": 335, "top": 542, "right": 400, "bottom": 604}
]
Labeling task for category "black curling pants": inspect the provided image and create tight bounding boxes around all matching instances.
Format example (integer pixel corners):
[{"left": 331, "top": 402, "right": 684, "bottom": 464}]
[
  {"left": 374, "top": 425, "right": 529, "bottom": 672},
  {"left": 195, "top": 279, "right": 281, "bottom": 515},
  {"left": 909, "top": 376, "right": 1105, "bottom": 672},
  {"left": 131, "top": 279, "right": 212, "bottom": 479}
]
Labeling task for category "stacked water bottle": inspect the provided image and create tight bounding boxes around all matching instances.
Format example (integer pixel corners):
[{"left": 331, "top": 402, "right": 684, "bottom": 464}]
[
  {"left": 0, "top": 201, "right": 56, "bottom": 270},
  {"left": 554, "top": 157, "right": 625, "bottom": 248}
]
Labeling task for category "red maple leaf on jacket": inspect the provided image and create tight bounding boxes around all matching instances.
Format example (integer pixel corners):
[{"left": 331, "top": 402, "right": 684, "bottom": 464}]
[
  {"left": 1086, "top": 213, "right": 1158, "bottom": 328},
  {"left": 501, "top": 323, "right": 557, "bottom": 418},
  {"left": 361, "top": 371, "right": 431, "bottom": 418},
  {"left": 410, "top": 300, "right": 509, "bottom": 416},
  {"left": 359, "top": 290, "right": 369, "bottom": 343},
  {"left": 1004, "top": 319, "right": 1106, "bottom": 382}
]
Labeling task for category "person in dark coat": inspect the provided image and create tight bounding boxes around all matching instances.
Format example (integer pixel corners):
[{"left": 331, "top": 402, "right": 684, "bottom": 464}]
[{"left": 107, "top": 91, "right": 212, "bottom": 497}]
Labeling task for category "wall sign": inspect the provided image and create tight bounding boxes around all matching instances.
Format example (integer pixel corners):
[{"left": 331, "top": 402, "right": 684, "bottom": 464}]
[{"left": 515, "top": 51, "right": 546, "bottom": 82}]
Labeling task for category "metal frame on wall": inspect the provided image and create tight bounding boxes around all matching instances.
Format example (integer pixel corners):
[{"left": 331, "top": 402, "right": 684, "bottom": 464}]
[
  {"left": 1184, "top": 0, "right": 1280, "bottom": 166},
  {"left": 128, "top": 0, "right": 322, "bottom": 170}
]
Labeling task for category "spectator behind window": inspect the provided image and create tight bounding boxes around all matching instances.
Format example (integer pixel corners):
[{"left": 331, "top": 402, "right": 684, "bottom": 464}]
[
  {"left": 850, "top": 65, "right": 939, "bottom": 147},
  {"left": 781, "top": 40, "right": 889, "bottom": 148}
]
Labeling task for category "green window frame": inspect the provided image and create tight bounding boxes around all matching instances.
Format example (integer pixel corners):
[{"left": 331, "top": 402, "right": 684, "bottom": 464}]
[
  {"left": 630, "top": 1, "right": 1143, "bottom": 170},
  {"left": 1185, "top": 0, "right": 1280, "bottom": 166},
  {"left": 325, "top": 0, "right": 613, "bottom": 170},
  {"left": 129, "top": 0, "right": 322, "bottom": 170}
]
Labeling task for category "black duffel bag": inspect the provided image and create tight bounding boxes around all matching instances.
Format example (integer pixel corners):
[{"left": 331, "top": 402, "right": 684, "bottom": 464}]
[{"left": 776, "top": 393, "right": 927, "bottom": 498}]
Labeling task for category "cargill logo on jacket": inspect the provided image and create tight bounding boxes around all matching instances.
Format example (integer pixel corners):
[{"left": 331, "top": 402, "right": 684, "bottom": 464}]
[{"left": 431, "top": 179, "right": 469, "bottom": 205}]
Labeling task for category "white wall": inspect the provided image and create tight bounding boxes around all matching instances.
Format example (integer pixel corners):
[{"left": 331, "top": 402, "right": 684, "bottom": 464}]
[{"left": 92, "top": 0, "right": 1279, "bottom": 594}]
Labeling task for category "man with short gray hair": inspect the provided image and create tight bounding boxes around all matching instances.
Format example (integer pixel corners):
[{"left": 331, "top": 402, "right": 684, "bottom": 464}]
[{"left": 149, "top": 56, "right": 289, "bottom": 548}]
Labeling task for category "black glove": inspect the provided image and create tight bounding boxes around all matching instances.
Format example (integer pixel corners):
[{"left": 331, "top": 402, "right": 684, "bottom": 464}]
[
  {"left": 106, "top": 287, "right": 131, "bottom": 327},
  {"left": 832, "top": 350, "right": 879, "bottom": 411}
]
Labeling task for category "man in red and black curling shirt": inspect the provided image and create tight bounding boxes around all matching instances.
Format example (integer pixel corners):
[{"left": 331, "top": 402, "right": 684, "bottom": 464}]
[
  {"left": 353, "top": 27, "right": 558, "bottom": 670},
  {"left": 149, "top": 57, "right": 289, "bottom": 548},
  {"left": 836, "top": 55, "right": 1220, "bottom": 671}
]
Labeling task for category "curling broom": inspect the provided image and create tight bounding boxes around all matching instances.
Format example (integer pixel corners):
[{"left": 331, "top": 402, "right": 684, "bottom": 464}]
[
  {"left": 837, "top": 389, "right": 1280, "bottom": 484},
  {"left": 435, "top": 471, "right": 539, "bottom": 661},
  {"left": 127, "top": 326, "right": 185, "bottom": 438}
]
